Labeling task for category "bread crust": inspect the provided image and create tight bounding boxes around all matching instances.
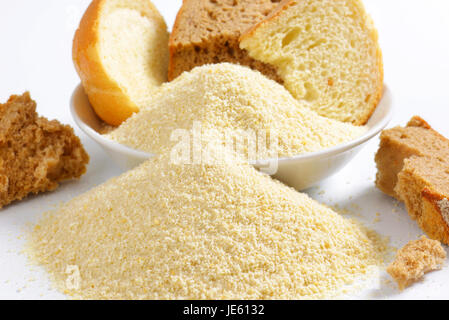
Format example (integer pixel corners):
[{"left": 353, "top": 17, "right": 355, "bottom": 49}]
[
  {"left": 240, "top": 0, "right": 384, "bottom": 125},
  {"left": 421, "top": 189, "right": 449, "bottom": 245},
  {"left": 73, "top": 0, "right": 166, "bottom": 126},
  {"left": 376, "top": 116, "right": 449, "bottom": 245},
  {"left": 73, "top": 0, "right": 136, "bottom": 126},
  {"left": 168, "top": 0, "right": 188, "bottom": 81}
]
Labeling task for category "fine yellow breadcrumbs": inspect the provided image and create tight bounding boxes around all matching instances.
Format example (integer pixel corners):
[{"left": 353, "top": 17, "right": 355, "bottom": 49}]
[
  {"left": 105, "top": 63, "right": 366, "bottom": 157},
  {"left": 27, "top": 146, "right": 387, "bottom": 300}
]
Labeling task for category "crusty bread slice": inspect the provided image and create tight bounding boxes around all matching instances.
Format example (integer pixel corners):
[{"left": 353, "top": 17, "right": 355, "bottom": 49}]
[
  {"left": 375, "top": 116, "right": 449, "bottom": 245},
  {"left": 387, "top": 236, "right": 446, "bottom": 290},
  {"left": 396, "top": 156, "right": 449, "bottom": 245},
  {"left": 375, "top": 116, "right": 449, "bottom": 199},
  {"left": 240, "top": 0, "right": 384, "bottom": 125},
  {"left": 73, "top": 0, "right": 169, "bottom": 126},
  {"left": 168, "top": 0, "right": 283, "bottom": 82}
]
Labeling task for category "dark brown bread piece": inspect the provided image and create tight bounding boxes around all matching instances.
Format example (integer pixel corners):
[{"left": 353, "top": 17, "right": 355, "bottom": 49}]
[
  {"left": 168, "top": 0, "right": 283, "bottom": 82},
  {"left": 0, "top": 93, "right": 89, "bottom": 208}
]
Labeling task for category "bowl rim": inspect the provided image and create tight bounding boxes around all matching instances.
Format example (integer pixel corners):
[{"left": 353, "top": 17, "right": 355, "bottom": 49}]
[
  {"left": 71, "top": 84, "right": 393, "bottom": 164},
  {"left": 70, "top": 86, "right": 155, "bottom": 160}
]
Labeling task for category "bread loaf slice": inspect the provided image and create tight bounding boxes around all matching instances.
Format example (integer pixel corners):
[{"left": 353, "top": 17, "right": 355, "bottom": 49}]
[
  {"left": 240, "top": 0, "right": 383, "bottom": 125},
  {"left": 375, "top": 117, "right": 449, "bottom": 245},
  {"left": 0, "top": 93, "right": 89, "bottom": 208},
  {"left": 375, "top": 117, "right": 449, "bottom": 199},
  {"left": 73, "top": 0, "right": 169, "bottom": 126},
  {"left": 396, "top": 156, "right": 449, "bottom": 245},
  {"left": 168, "top": 0, "right": 283, "bottom": 82}
]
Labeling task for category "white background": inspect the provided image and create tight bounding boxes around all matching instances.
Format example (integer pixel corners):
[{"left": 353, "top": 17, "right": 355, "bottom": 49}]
[{"left": 0, "top": 0, "right": 448, "bottom": 300}]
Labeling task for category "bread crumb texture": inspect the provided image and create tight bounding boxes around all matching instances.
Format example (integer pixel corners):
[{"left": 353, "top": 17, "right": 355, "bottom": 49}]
[
  {"left": 387, "top": 236, "right": 446, "bottom": 290},
  {"left": 240, "top": 0, "right": 383, "bottom": 125},
  {"left": 0, "top": 93, "right": 89, "bottom": 208},
  {"left": 27, "top": 145, "right": 388, "bottom": 300},
  {"left": 106, "top": 63, "right": 366, "bottom": 157}
]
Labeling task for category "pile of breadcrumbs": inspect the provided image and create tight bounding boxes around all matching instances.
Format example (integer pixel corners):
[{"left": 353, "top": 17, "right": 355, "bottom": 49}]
[{"left": 27, "top": 146, "right": 388, "bottom": 300}]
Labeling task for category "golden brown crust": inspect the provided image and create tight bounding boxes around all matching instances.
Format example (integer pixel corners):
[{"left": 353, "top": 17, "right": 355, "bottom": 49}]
[
  {"left": 376, "top": 117, "right": 449, "bottom": 244},
  {"left": 421, "top": 189, "right": 449, "bottom": 245},
  {"left": 73, "top": 0, "right": 164, "bottom": 126},
  {"left": 0, "top": 93, "right": 89, "bottom": 208},
  {"left": 407, "top": 116, "right": 433, "bottom": 129},
  {"left": 73, "top": 0, "right": 139, "bottom": 126},
  {"left": 167, "top": 0, "right": 188, "bottom": 81},
  {"left": 396, "top": 158, "right": 449, "bottom": 245}
]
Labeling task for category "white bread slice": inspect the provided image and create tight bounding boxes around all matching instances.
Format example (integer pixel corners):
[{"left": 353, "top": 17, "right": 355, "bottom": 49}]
[
  {"left": 73, "top": 0, "right": 169, "bottom": 126},
  {"left": 240, "top": 0, "right": 383, "bottom": 125}
]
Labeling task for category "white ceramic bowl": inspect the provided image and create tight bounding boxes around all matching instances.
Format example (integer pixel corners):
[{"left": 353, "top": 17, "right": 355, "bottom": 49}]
[{"left": 71, "top": 84, "right": 393, "bottom": 191}]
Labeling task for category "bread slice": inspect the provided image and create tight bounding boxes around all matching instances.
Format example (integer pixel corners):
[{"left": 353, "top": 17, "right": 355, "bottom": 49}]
[
  {"left": 0, "top": 93, "right": 89, "bottom": 208},
  {"left": 240, "top": 0, "right": 383, "bottom": 125},
  {"left": 375, "top": 117, "right": 449, "bottom": 244},
  {"left": 375, "top": 116, "right": 449, "bottom": 199},
  {"left": 168, "top": 0, "right": 283, "bottom": 82},
  {"left": 396, "top": 157, "right": 449, "bottom": 245},
  {"left": 387, "top": 236, "right": 446, "bottom": 290},
  {"left": 73, "top": 0, "right": 169, "bottom": 126}
]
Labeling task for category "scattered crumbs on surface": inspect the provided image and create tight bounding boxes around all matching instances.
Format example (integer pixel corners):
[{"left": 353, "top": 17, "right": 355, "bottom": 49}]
[
  {"left": 329, "top": 204, "right": 362, "bottom": 218},
  {"left": 382, "top": 278, "right": 393, "bottom": 286},
  {"left": 373, "top": 212, "right": 382, "bottom": 223},
  {"left": 391, "top": 200, "right": 402, "bottom": 214}
]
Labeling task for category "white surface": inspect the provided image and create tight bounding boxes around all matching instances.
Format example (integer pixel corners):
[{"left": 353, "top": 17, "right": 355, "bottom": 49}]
[{"left": 0, "top": 0, "right": 448, "bottom": 300}]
